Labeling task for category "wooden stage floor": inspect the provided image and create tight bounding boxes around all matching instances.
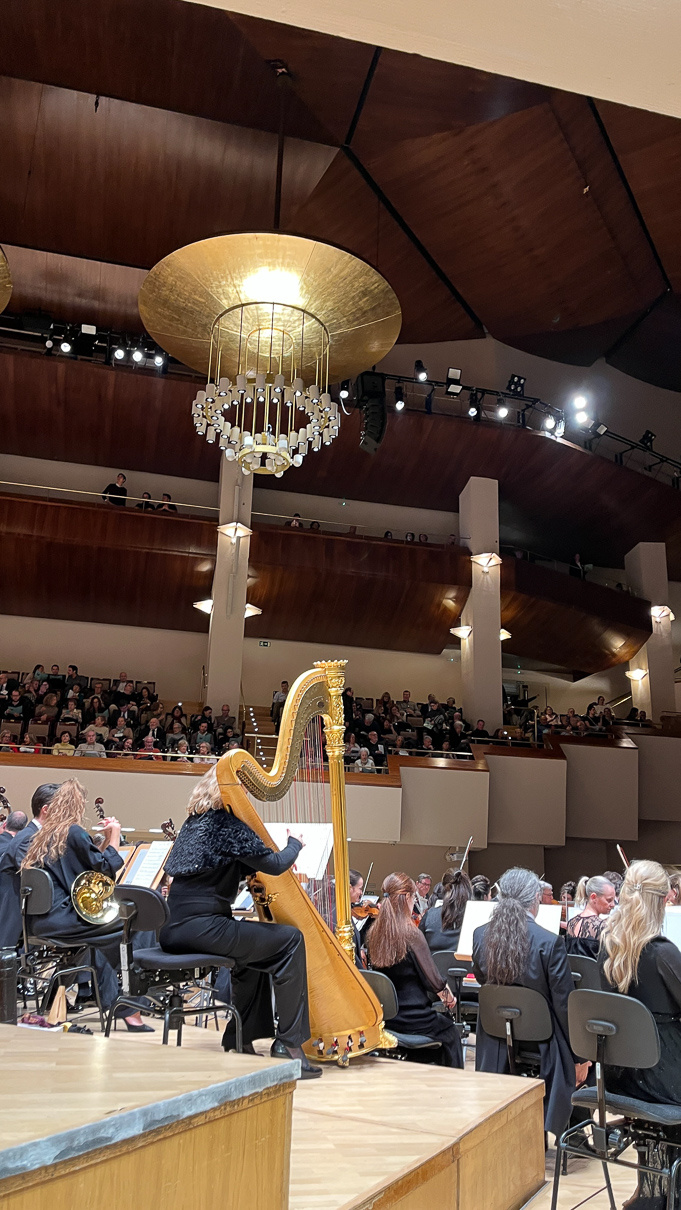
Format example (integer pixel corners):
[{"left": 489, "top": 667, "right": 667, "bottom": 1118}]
[{"left": 109, "top": 1027, "right": 546, "bottom": 1210}]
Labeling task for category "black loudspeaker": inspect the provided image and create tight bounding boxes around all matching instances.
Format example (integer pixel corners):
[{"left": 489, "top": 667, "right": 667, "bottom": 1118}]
[{"left": 356, "top": 372, "right": 387, "bottom": 455}]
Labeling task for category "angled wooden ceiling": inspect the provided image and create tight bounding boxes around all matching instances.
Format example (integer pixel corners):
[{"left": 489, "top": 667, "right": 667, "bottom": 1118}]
[{"left": 1, "top": 0, "right": 680, "bottom": 387}]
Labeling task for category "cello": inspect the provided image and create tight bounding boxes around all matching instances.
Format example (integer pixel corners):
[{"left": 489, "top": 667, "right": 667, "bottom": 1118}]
[{"left": 215, "top": 660, "right": 392, "bottom": 1064}]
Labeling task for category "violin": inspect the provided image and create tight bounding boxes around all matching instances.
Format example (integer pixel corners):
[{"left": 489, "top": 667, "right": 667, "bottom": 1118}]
[{"left": 351, "top": 901, "right": 380, "bottom": 920}]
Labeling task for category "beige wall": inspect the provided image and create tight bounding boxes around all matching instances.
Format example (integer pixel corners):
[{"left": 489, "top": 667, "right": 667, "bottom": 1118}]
[
  {"left": 399, "top": 765, "right": 489, "bottom": 848},
  {"left": 563, "top": 742, "right": 639, "bottom": 840},
  {"left": 485, "top": 753, "right": 566, "bottom": 847},
  {"left": 242, "top": 637, "right": 463, "bottom": 705},
  {"left": 253, "top": 488, "right": 459, "bottom": 542},
  {"left": 636, "top": 735, "right": 681, "bottom": 822},
  {"left": 0, "top": 614, "right": 208, "bottom": 702},
  {"left": 0, "top": 453, "right": 218, "bottom": 514}
]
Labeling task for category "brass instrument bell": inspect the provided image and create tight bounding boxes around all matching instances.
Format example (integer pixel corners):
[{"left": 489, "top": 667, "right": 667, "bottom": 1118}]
[{"left": 71, "top": 870, "right": 120, "bottom": 925}]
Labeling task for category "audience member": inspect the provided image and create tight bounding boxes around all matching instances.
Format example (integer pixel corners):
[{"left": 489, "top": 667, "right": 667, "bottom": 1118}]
[
  {"left": 74, "top": 728, "right": 107, "bottom": 758},
  {"left": 102, "top": 473, "right": 128, "bottom": 506},
  {"left": 53, "top": 730, "right": 76, "bottom": 756},
  {"left": 196, "top": 741, "right": 218, "bottom": 764},
  {"left": 353, "top": 748, "right": 376, "bottom": 773},
  {"left": 190, "top": 721, "right": 214, "bottom": 750},
  {"left": 405, "top": 532, "right": 415, "bottom": 542},
  {"left": 136, "top": 492, "right": 155, "bottom": 511},
  {"left": 139, "top": 716, "right": 166, "bottom": 748},
  {"left": 470, "top": 719, "right": 489, "bottom": 739},
  {"left": 286, "top": 513, "right": 303, "bottom": 528},
  {"left": 271, "top": 681, "right": 289, "bottom": 733},
  {"left": 157, "top": 493, "right": 178, "bottom": 513},
  {"left": 135, "top": 735, "right": 163, "bottom": 761}
]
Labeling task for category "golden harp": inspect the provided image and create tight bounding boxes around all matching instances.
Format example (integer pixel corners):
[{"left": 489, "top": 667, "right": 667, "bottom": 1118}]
[{"left": 216, "top": 660, "right": 391, "bottom": 1063}]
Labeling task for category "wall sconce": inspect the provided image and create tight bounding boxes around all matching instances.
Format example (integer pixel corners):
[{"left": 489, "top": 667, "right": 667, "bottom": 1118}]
[
  {"left": 499, "top": 629, "right": 512, "bottom": 641},
  {"left": 450, "top": 625, "right": 472, "bottom": 639},
  {"left": 625, "top": 668, "right": 648, "bottom": 681},
  {"left": 244, "top": 603, "right": 262, "bottom": 618},
  {"left": 217, "top": 521, "right": 253, "bottom": 541},
  {"left": 651, "top": 605, "right": 675, "bottom": 621},
  {"left": 193, "top": 599, "right": 213, "bottom": 614},
  {"left": 470, "top": 552, "right": 502, "bottom": 572}
]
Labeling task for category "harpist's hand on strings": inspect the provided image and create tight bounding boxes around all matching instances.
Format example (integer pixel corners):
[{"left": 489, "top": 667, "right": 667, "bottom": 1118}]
[{"left": 286, "top": 829, "right": 305, "bottom": 849}]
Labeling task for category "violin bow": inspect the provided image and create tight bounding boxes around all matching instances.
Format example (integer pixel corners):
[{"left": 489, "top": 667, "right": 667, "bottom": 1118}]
[
  {"left": 459, "top": 836, "right": 473, "bottom": 871},
  {"left": 616, "top": 844, "right": 630, "bottom": 870},
  {"left": 363, "top": 861, "right": 374, "bottom": 899}
]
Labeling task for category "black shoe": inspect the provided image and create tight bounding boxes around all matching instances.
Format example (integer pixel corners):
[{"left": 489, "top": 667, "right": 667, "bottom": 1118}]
[
  {"left": 124, "top": 1019, "right": 154, "bottom": 1032},
  {"left": 271, "top": 1042, "right": 322, "bottom": 1079},
  {"left": 224, "top": 1041, "right": 257, "bottom": 1055}
]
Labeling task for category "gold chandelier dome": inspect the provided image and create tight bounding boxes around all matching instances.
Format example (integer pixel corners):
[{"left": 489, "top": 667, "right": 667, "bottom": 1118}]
[
  {"left": 138, "top": 231, "right": 402, "bottom": 381},
  {"left": 0, "top": 247, "right": 12, "bottom": 316}
]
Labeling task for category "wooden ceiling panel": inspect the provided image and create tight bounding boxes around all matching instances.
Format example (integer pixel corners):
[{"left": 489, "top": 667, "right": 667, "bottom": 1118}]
[
  {"left": 0, "top": 0, "right": 331, "bottom": 143},
  {"left": 606, "top": 292, "right": 681, "bottom": 393},
  {"left": 0, "top": 76, "right": 334, "bottom": 269},
  {"left": 288, "top": 152, "right": 481, "bottom": 342},
  {"left": 355, "top": 101, "right": 663, "bottom": 340},
  {"left": 3, "top": 246, "right": 146, "bottom": 331},
  {"left": 597, "top": 101, "right": 681, "bottom": 290}
]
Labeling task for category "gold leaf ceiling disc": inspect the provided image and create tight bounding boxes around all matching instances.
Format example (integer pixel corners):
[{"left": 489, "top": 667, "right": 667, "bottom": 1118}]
[
  {"left": 0, "top": 248, "right": 13, "bottom": 316},
  {"left": 139, "top": 232, "right": 402, "bottom": 381}
]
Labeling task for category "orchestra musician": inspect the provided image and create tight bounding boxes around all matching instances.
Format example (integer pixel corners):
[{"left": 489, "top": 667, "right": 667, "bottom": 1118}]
[
  {"left": 473, "top": 867, "right": 589, "bottom": 1136},
  {"left": 20, "top": 778, "right": 150, "bottom": 1029},
  {"left": 0, "top": 783, "right": 60, "bottom": 948},
  {"left": 599, "top": 860, "right": 681, "bottom": 1209},
  {"left": 419, "top": 869, "right": 472, "bottom": 954},
  {"left": 565, "top": 875, "right": 616, "bottom": 957},
  {"left": 349, "top": 868, "right": 368, "bottom": 967},
  {"left": 367, "top": 872, "right": 463, "bottom": 1067},
  {"left": 159, "top": 769, "right": 322, "bottom": 1079}
]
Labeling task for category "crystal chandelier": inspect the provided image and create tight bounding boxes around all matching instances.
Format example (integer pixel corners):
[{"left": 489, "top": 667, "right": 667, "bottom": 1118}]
[
  {"left": 191, "top": 299, "right": 339, "bottom": 477},
  {"left": 139, "top": 232, "right": 402, "bottom": 477}
]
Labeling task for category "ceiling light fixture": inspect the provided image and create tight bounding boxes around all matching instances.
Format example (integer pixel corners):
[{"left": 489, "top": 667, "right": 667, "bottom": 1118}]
[
  {"left": 496, "top": 400, "right": 509, "bottom": 420},
  {"left": 499, "top": 628, "right": 512, "bottom": 641},
  {"left": 60, "top": 336, "right": 72, "bottom": 353},
  {"left": 193, "top": 599, "right": 213, "bottom": 614},
  {"left": 651, "top": 605, "right": 675, "bottom": 621},
  {"left": 140, "top": 233, "right": 400, "bottom": 477},
  {"left": 470, "top": 552, "right": 502, "bottom": 571},
  {"left": 339, "top": 380, "right": 350, "bottom": 400},
  {"left": 445, "top": 367, "right": 462, "bottom": 396},
  {"left": 414, "top": 359, "right": 428, "bottom": 382},
  {"left": 450, "top": 625, "right": 472, "bottom": 639},
  {"left": 113, "top": 344, "right": 126, "bottom": 361},
  {"left": 625, "top": 668, "right": 648, "bottom": 681},
  {"left": 244, "top": 603, "right": 262, "bottom": 618}
]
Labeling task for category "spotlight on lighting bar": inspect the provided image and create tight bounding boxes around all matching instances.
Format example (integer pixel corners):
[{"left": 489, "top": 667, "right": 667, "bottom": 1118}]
[
  {"left": 450, "top": 625, "right": 472, "bottom": 639},
  {"left": 544, "top": 414, "right": 556, "bottom": 431},
  {"left": 113, "top": 344, "right": 126, "bottom": 360},
  {"left": 414, "top": 359, "right": 428, "bottom": 382},
  {"left": 339, "top": 380, "right": 350, "bottom": 400},
  {"left": 496, "top": 398, "right": 509, "bottom": 419},
  {"left": 445, "top": 367, "right": 462, "bottom": 396},
  {"left": 499, "top": 628, "right": 512, "bottom": 641},
  {"left": 193, "top": 598, "right": 213, "bottom": 614},
  {"left": 395, "top": 384, "right": 405, "bottom": 411},
  {"left": 153, "top": 351, "right": 166, "bottom": 367},
  {"left": 575, "top": 410, "right": 590, "bottom": 426},
  {"left": 640, "top": 430, "right": 656, "bottom": 450},
  {"left": 470, "top": 552, "right": 502, "bottom": 571},
  {"left": 651, "top": 605, "right": 675, "bottom": 621},
  {"left": 506, "top": 374, "right": 525, "bottom": 396},
  {"left": 131, "top": 347, "right": 145, "bottom": 363},
  {"left": 572, "top": 394, "right": 587, "bottom": 409},
  {"left": 217, "top": 521, "right": 253, "bottom": 540},
  {"left": 625, "top": 668, "right": 648, "bottom": 681},
  {"left": 244, "top": 603, "right": 262, "bottom": 618},
  {"left": 60, "top": 333, "right": 72, "bottom": 353},
  {"left": 468, "top": 389, "right": 482, "bottom": 420}
]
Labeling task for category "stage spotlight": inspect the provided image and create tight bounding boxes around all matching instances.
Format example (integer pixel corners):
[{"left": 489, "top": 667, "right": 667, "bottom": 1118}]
[
  {"left": 640, "top": 430, "right": 656, "bottom": 450},
  {"left": 339, "top": 380, "right": 350, "bottom": 400},
  {"left": 113, "top": 343, "right": 126, "bottom": 361},
  {"left": 131, "top": 347, "right": 144, "bottom": 363},
  {"left": 45, "top": 335, "right": 54, "bottom": 350},
  {"left": 572, "top": 394, "right": 587, "bottom": 409},
  {"left": 575, "top": 410, "right": 589, "bottom": 426},
  {"left": 394, "top": 384, "right": 405, "bottom": 411},
  {"left": 544, "top": 414, "right": 556, "bottom": 430},
  {"left": 60, "top": 335, "right": 72, "bottom": 353},
  {"left": 468, "top": 390, "right": 482, "bottom": 421},
  {"left": 445, "top": 367, "right": 462, "bottom": 396},
  {"left": 496, "top": 399, "right": 509, "bottom": 419},
  {"left": 153, "top": 351, "right": 165, "bottom": 367},
  {"left": 590, "top": 420, "right": 608, "bottom": 437},
  {"left": 506, "top": 374, "right": 525, "bottom": 396},
  {"left": 414, "top": 359, "right": 428, "bottom": 382}
]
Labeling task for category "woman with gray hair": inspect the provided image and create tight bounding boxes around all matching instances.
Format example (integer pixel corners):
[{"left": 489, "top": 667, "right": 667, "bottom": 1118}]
[
  {"left": 565, "top": 875, "right": 616, "bottom": 958},
  {"left": 472, "top": 867, "right": 589, "bottom": 1136}
]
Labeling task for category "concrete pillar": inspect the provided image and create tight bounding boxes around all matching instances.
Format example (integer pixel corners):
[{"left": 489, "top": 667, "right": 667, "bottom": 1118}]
[
  {"left": 624, "top": 542, "right": 675, "bottom": 721},
  {"left": 205, "top": 459, "right": 253, "bottom": 716},
  {"left": 458, "top": 477, "right": 503, "bottom": 732}
]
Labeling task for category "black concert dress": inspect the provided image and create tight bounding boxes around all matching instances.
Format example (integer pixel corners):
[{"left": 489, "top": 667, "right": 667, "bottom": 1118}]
[
  {"left": 598, "top": 937, "right": 681, "bottom": 1210},
  {"left": 418, "top": 905, "right": 461, "bottom": 954},
  {"left": 371, "top": 928, "right": 463, "bottom": 1067},
  {"left": 160, "top": 809, "right": 308, "bottom": 1049},
  {"left": 565, "top": 911, "right": 603, "bottom": 959},
  {"left": 473, "top": 917, "right": 577, "bottom": 1135}
]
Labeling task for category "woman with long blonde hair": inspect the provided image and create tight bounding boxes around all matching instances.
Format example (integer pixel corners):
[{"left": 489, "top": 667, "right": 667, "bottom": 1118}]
[
  {"left": 367, "top": 871, "right": 462, "bottom": 1067},
  {"left": 160, "top": 768, "right": 321, "bottom": 1077},
  {"left": 22, "top": 778, "right": 149, "bottom": 1030},
  {"left": 599, "top": 860, "right": 681, "bottom": 1208}
]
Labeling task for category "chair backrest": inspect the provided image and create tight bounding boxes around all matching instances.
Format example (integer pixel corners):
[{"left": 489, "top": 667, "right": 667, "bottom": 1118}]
[
  {"left": 360, "top": 969, "right": 399, "bottom": 1019},
  {"left": 568, "top": 954, "right": 601, "bottom": 991},
  {"left": 20, "top": 867, "right": 54, "bottom": 915},
  {"left": 114, "top": 885, "right": 169, "bottom": 932},
  {"left": 28, "top": 724, "right": 51, "bottom": 741},
  {"left": 568, "top": 989, "right": 660, "bottom": 1068},
  {"left": 479, "top": 984, "right": 553, "bottom": 1042},
  {"left": 431, "top": 950, "right": 469, "bottom": 992}
]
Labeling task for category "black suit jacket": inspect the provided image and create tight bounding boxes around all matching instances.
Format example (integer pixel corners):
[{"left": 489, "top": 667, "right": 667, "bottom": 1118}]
[{"left": 0, "top": 820, "right": 39, "bottom": 946}]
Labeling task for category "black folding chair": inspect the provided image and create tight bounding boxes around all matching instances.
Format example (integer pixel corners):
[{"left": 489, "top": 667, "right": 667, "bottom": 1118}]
[
  {"left": 360, "top": 969, "right": 442, "bottom": 1062},
  {"left": 432, "top": 950, "right": 475, "bottom": 1058},
  {"left": 551, "top": 988, "right": 681, "bottom": 1210},
  {"left": 104, "top": 885, "right": 242, "bottom": 1048},
  {"left": 19, "top": 868, "right": 108, "bottom": 1031},
  {"left": 478, "top": 984, "right": 552, "bottom": 1077},
  {"left": 568, "top": 954, "right": 601, "bottom": 990}
]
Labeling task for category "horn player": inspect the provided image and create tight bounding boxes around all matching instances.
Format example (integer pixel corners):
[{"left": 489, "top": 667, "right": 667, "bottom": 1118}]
[{"left": 20, "top": 777, "right": 151, "bottom": 1031}]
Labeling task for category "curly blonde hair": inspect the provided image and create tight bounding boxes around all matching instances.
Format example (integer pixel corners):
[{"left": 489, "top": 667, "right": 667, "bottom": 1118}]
[
  {"left": 186, "top": 768, "right": 226, "bottom": 816},
  {"left": 601, "top": 859, "right": 669, "bottom": 992},
  {"left": 21, "top": 779, "right": 88, "bottom": 870}
]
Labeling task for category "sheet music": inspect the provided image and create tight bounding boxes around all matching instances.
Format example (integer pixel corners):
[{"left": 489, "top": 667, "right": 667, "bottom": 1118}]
[
  {"left": 121, "top": 840, "right": 172, "bottom": 887},
  {"left": 457, "top": 899, "right": 562, "bottom": 958},
  {"left": 663, "top": 905, "right": 681, "bottom": 951},
  {"left": 265, "top": 822, "right": 333, "bottom": 882}
]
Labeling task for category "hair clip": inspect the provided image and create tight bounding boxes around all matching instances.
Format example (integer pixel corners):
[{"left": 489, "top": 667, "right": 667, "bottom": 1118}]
[{"left": 632, "top": 883, "right": 642, "bottom": 891}]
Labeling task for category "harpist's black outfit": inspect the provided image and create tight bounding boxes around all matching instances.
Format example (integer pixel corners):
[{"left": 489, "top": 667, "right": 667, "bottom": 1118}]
[
  {"left": 371, "top": 929, "right": 463, "bottom": 1068},
  {"left": 159, "top": 810, "right": 307, "bottom": 1050},
  {"left": 598, "top": 937, "right": 681, "bottom": 1209},
  {"left": 27, "top": 824, "right": 124, "bottom": 1008}
]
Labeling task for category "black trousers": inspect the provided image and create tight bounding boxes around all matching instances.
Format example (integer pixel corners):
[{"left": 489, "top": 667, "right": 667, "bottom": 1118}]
[{"left": 160, "top": 915, "right": 310, "bottom": 1048}]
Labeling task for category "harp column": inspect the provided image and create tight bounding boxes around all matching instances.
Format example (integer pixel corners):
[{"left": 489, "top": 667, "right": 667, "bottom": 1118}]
[
  {"left": 205, "top": 457, "right": 254, "bottom": 715},
  {"left": 624, "top": 542, "right": 675, "bottom": 721},
  {"left": 458, "top": 477, "right": 504, "bottom": 733}
]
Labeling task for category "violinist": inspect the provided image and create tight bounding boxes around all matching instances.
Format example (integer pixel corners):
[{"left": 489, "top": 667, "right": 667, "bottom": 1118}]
[
  {"left": 349, "top": 869, "right": 378, "bottom": 967},
  {"left": 414, "top": 873, "right": 432, "bottom": 919}
]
